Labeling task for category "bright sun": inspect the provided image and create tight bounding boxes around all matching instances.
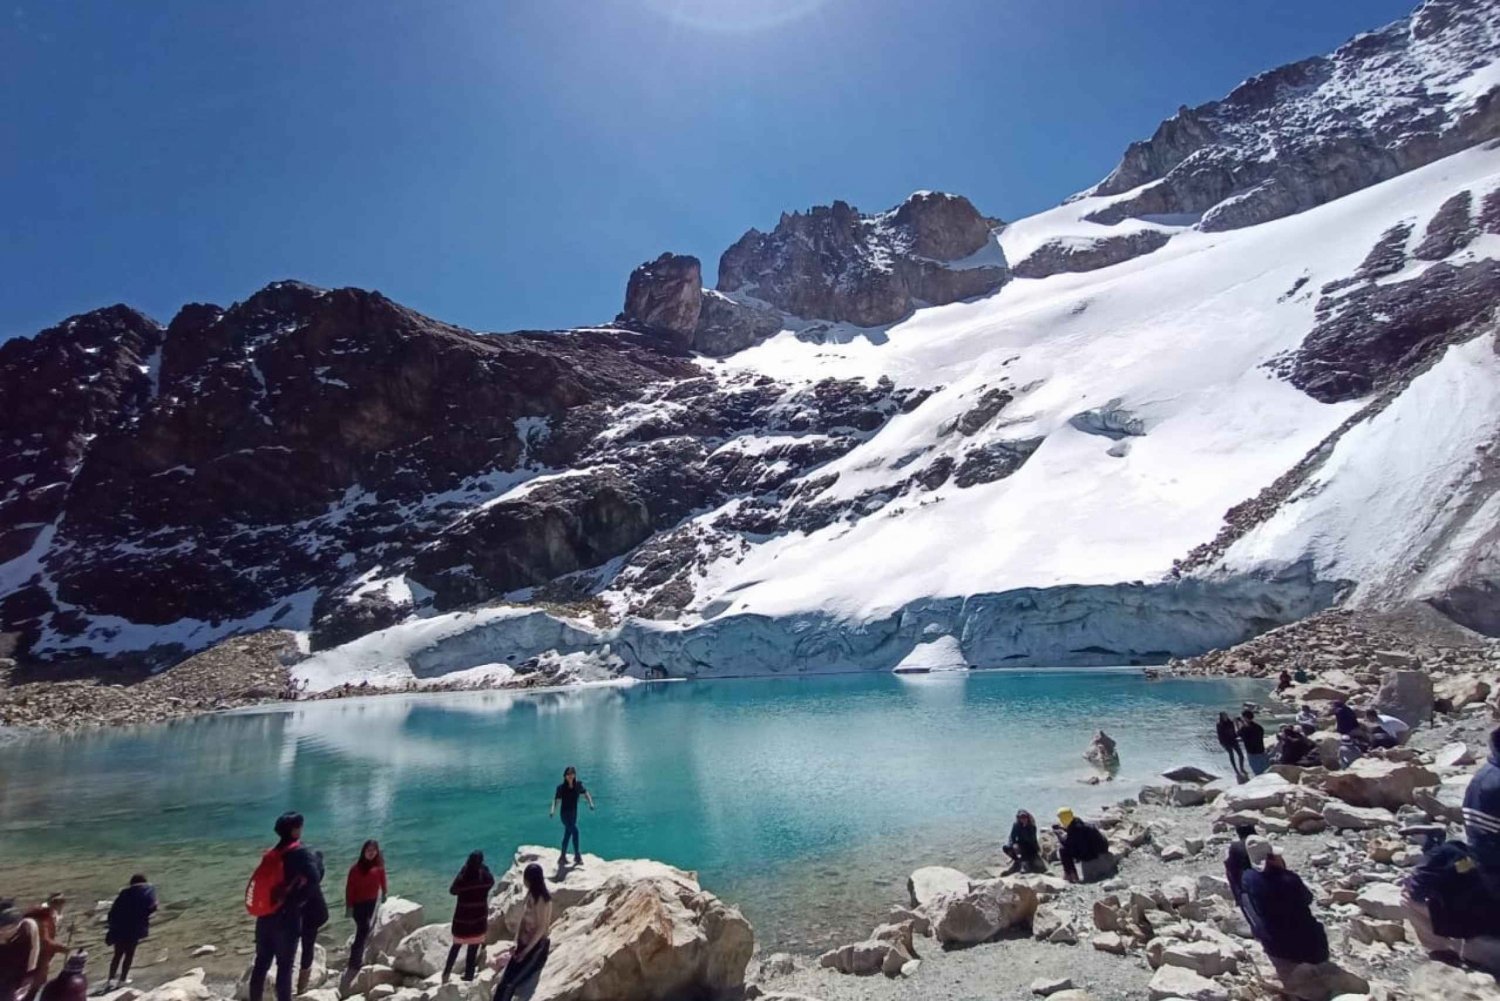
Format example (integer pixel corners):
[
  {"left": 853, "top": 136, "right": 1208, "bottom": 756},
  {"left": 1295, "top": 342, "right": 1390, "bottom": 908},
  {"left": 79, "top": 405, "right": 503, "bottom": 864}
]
[{"left": 642, "top": 0, "right": 830, "bottom": 32}]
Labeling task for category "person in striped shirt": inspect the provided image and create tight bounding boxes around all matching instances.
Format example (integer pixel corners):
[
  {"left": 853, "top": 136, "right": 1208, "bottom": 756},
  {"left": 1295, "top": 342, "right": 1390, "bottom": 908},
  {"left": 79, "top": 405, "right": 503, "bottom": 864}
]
[{"left": 1464, "top": 726, "right": 1500, "bottom": 900}]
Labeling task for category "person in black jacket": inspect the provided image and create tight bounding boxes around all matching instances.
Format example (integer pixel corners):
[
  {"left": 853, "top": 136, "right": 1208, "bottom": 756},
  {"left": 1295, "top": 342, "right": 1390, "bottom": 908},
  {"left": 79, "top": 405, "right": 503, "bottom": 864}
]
[
  {"left": 249, "top": 812, "right": 323, "bottom": 1001},
  {"left": 1239, "top": 838, "right": 1329, "bottom": 977},
  {"left": 104, "top": 875, "right": 157, "bottom": 990},
  {"left": 1224, "top": 824, "right": 1256, "bottom": 909},
  {"left": 296, "top": 850, "right": 328, "bottom": 995},
  {"left": 1465, "top": 726, "right": 1500, "bottom": 901},
  {"left": 1054, "top": 808, "right": 1113, "bottom": 883},
  {"left": 1001, "top": 810, "right": 1045, "bottom": 875},
  {"left": 1216, "top": 712, "right": 1248, "bottom": 780}
]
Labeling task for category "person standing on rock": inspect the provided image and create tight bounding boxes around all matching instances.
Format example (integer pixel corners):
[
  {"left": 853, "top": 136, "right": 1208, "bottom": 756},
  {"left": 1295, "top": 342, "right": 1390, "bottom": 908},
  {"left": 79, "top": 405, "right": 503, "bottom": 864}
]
[
  {"left": 20, "top": 896, "right": 65, "bottom": 1001},
  {"left": 103, "top": 876, "right": 156, "bottom": 990},
  {"left": 1216, "top": 712, "right": 1248, "bottom": 779},
  {"left": 550, "top": 766, "right": 595, "bottom": 868},
  {"left": 1239, "top": 837, "right": 1330, "bottom": 986},
  {"left": 342, "top": 840, "right": 387, "bottom": 988},
  {"left": 0, "top": 901, "right": 40, "bottom": 1001},
  {"left": 442, "top": 851, "right": 494, "bottom": 983},
  {"left": 1001, "top": 810, "right": 1045, "bottom": 875},
  {"left": 295, "top": 849, "right": 328, "bottom": 995},
  {"left": 1238, "top": 710, "right": 1269, "bottom": 775},
  {"left": 493, "top": 864, "right": 551, "bottom": 1001},
  {"left": 246, "top": 813, "right": 322, "bottom": 1001}
]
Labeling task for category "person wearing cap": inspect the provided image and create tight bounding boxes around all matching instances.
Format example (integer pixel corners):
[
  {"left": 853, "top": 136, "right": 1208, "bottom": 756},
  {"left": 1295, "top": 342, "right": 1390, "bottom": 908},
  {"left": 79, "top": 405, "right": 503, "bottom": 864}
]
[
  {"left": 21, "top": 897, "right": 65, "bottom": 1001},
  {"left": 0, "top": 901, "right": 41, "bottom": 1001},
  {"left": 1053, "top": 808, "right": 1113, "bottom": 883},
  {"left": 249, "top": 812, "right": 323, "bottom": 1001},
  {"left": 1001, "top": 810, "right": 1045, "bottom": 875},
  {"left": 1239, "top": 837, "right": 1330, "bottom": 982}
]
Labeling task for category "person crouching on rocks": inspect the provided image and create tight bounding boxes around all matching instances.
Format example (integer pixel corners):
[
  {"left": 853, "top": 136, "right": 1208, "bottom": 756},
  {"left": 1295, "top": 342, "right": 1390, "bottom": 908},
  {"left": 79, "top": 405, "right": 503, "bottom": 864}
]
[
  {"left": 1053, "top": 808, "right": 1114, "bottom": 884},
  {"left": 550, "top": 766, "right": 595, "bottom": 869},
  {"left": 246, "top": 812, "right": 322, "bottom": 1001},
  {"left": 1002, "top": 810, "right": 1045, "bottom": 875},
  {"left": 443, "top": 852, "right": 493, "bottom": 983},
  {"left": 1276, "top": 725, "right": 1317, "bottom": 768},
  {"left": 494, "top": 864, "right": 552, "bottom": 1001},
  {"left": 1239, "top": 837, "right": 1362, "bottom": 999},
  {"left": 104, "top": 876, "right": 157, "bottom": 990},
  {"left": 1216, "top": 712, "right": 1248, "bottom": 780},
  {"left": 342, "top": 840, "right": 387, "bottom": 989}
]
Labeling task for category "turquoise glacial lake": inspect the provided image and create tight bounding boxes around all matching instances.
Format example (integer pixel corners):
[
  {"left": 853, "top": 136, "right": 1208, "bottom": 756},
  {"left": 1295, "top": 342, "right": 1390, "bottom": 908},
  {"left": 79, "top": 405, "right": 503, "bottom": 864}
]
[{"left": 0, "top": 670, "right": 1268, "bottom": 958}]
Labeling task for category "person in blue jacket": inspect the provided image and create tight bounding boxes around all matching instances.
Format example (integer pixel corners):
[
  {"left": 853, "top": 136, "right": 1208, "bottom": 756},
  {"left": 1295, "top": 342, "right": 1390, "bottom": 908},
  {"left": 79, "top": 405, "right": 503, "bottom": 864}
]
[
  {"left": 104, "top": 875, "right": 158, "bottom": 990},
  {"left": 1239, "top": 837, "right": 1328, "bottom": 981},
  {"left": 1464, "top": 726, "right": 1500, "bottom": 900}
]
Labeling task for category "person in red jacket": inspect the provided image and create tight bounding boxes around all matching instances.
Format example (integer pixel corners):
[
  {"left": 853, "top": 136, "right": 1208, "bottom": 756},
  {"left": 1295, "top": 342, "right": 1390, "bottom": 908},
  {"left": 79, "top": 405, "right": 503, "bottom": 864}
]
[{"left": 341, "top": 841, "right": 387, "bottom": 989}]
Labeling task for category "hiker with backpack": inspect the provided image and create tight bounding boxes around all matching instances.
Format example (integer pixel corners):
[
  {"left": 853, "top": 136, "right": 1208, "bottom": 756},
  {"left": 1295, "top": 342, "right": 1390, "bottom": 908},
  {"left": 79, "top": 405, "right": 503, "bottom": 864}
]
[
  {"left": 442, "top": 852, "right": 494, "bottom": 983},
  {"left": 103, "top": 877, "right": 156, "bottom": 991},
  {"left": 246, "top": 812, "right": 323, "bottom": 1001}
]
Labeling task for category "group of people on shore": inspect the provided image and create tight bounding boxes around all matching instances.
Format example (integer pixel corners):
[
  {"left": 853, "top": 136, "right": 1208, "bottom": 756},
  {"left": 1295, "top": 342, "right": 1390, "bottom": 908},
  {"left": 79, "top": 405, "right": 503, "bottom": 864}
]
[
  {"left": 1001, "top": 807, "right": 1115, "bottom": 884},
  {"left": 1214, "top": 700, "right": 1415, "bottom": 780},
  {"left": 0, "top": 768, "right": 597, "bottom": 1001}
]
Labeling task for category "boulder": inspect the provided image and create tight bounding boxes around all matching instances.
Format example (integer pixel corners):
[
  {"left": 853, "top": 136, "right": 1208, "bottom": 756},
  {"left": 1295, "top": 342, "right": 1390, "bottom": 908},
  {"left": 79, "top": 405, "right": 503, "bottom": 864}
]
[
  {"left": 1373, "top": 669, "right": 1434, "bottom": 727},
  {"left": 1161, "top": 940, "right": 1239, "bottom": 978},
  {"left": 339, "top": 964, "right": 402, "bottom": 999},
  {"left": 360, "top": 899, "right": 426, "bottom": 965},
  {"left": 1347, "top": 915, "right": 1406, "bottom": 945},
  {"left": 391, "top": 924, "right": 458, "bottom": 978},
  {"left": 1221, "top": 772, "right": 1293, "bottom": 812},
  {"left": 1354, "top": 882, "right": 1406, "bottom": 921},
  {"left": 906, "top": 866, "right": 970, "bottom": 910},
  {"left": 930, "top": 879, "right": 1038, "bottom": 946},
  {"left": 1091, "top": 932, "right": 1128, "bottom": 955},
  {"left": 1322, "top": 759, "right": 1439, "bottom": 811},
  {"left": 139, "top": 970, "right": 212, "bottom": 1001},
  {"left": 818, "top": 922, "right": 915, "bottom": 978},
  {"left": 1147, "top": 965, "right": 1228, "bottom": 1001},
  {"left": 1085, "top": 730, "right": 1120, "bottom": 770},
  {"left": 618, "top": 253, "right": 703, "bottom": 350},
  {"left": 1434, "top": 676, "right": 1491, "bottom": 713},
  {"left": 489, "top": 847, "right": 697, "bottom": 941},
  {"left": 1414, "top": 774, "right": 1470, "bottom": 824},
  {"left": 528, "top": 872, "right": 753, "bottom": 1001},
  {"left": 1435, "top": 742, "right": 1477, "bottom": 768},
  {"left": 1323, "top": 802, "right": 1396, "bottom": 830},
  {"left": 1163, "top": 765, "right": 1220, "bottom": 785},
  {"left": 1030, "top": 977, "right": 1074, "bottom": 996}
]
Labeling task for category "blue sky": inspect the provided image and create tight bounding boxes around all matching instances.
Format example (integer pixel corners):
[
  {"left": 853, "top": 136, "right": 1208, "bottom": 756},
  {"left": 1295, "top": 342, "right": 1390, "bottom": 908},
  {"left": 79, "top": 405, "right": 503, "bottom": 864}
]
[{"left": 1, "top": 0, "right": 1417, "bottom": 340}]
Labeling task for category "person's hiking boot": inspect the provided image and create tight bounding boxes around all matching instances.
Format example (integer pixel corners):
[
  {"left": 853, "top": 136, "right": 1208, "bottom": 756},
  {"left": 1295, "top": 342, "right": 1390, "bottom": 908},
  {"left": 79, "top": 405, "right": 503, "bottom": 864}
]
[
  {"left": 297, "top": 968, "right": 311, "bottom": 995},
  {"left": 573, "top": 856, "right": 584, "bottom": 866},
  {"left": 557, "top": 853, "right": 567, "bottom": 868}
]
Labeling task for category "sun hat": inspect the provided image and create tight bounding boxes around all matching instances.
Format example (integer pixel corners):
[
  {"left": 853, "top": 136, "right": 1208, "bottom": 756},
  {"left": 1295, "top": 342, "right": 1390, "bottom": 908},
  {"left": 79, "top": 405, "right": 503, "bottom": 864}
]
[
  {"left": 1057, "top": 807, "right": 1075, "bottom": 826},
  {"left": 1246, "top": 835, "right": 1281, "bottom": 870}
]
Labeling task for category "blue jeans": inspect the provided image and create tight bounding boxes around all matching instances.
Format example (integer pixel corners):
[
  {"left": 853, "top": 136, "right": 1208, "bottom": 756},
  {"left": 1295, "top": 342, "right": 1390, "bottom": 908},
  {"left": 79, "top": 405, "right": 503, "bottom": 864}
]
[
  {"left": 1248, "top": 752, "right": 1270, "bottom": 775},
  {"left": 560, "top": 818, "right": 580, "bottom": 859}
]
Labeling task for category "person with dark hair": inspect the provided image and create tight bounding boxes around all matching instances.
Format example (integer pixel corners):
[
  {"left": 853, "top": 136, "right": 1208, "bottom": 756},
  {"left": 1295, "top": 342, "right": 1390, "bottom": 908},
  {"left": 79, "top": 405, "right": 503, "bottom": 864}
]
[
  {"left": 1001, "top": 810, "right": 1045, "bottom": 875},
  {"left": 296, "top": 849, "right": 328, "bottom": 996},
  {"left": 1053, "top": 808, "right": 1114, "bottom": 883},
  {"left": 0, "top": 901, "right": 40, "bottom": 1001},
  {"left": 343, "top": 841, "right": 387, "bottom": 988},
  {"left": 443, "top": 852, "right": 493, "bottom": 983},
  {"left": 1363, "top": 708, "right": 1408, "bottom": 748},
  {"left": 1216, "top": 712, "right": 1248, "bottom": 780},
  {"left": 1239, "top": 837, "right": 1363, "bottom": 997},
  {"left": 494, "top": 865, "right": 552, "bottom": 1001},
  {"left": 104, "top": 877, "right": 156, "bottom": 990},
  {"left": 1224, "top": 824, "right": 1257, "bottom": 908},
  {"left": 1331, "top": 701, "right": 1359, "bottom": 736},
  {"left": 20, "top": 895, "right": 65, "bottom": 1001},
  {"left": 248, "top": 812, "right": 322, "bottom": 1001},
  {"left": 1276, "top": 725, "right": 1317, "bottom": 767},
  {"left": 1238, "top": 711, "right": 1268, "bottom": 775},
  {"left": 550, "top": 767, "right": 595, "bottom": 868},
  {"left": 1277, "top": 670, "right": 1292, "bottom": 693}
]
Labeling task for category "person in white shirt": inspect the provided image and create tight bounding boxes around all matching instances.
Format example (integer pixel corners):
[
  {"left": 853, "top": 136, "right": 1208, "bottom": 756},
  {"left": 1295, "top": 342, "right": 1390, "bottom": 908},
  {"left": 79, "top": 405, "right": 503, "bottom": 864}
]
[{"left": 1364, "top": 709, "right": 1411, "bottom": 747}]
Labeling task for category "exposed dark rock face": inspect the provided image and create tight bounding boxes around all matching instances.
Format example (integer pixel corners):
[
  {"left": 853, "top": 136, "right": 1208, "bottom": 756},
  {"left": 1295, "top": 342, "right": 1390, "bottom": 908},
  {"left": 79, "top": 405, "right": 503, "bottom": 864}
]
[
  {"left": 618, "top": 253, "right": 703, "bottom": 350},
  {"left": 953, "top": 438, "right": 1044, "bottom": 488},
  {"left": 1414, "top": 190, "right": 1477, "bottom": 260},
  {"left": 693, "top": 292, "right": 784, "bottom": 358},
  {"left": 1284, "top": 260, "right": 1500, "bottom": 402},
  {"left": 942, "top": 388, "right": 1013, "bottom": 436},
  {"left": 717, "top": 192, "right": 1007, "bottom": 327},
  {"left": 1012, "top": 230, "right": 1172, "bottom": 279},
  {"left": 0, "top": 306, "right": 165, "bottom": 564},
  {"left": 310, "top": 585, "right": 413, "bottom": 651},
  {"left": 1084, "top": 0, "right": 1500, "bottom": 231},
  {"left": 1322, "top": 223, "right": 1414, "bottom": 297}
]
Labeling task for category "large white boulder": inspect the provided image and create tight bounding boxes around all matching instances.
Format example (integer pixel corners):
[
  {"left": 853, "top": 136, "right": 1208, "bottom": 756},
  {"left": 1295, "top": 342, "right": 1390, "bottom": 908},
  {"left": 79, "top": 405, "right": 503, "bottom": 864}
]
[
  {"left": 488, "top": 846, "right": 697, "bottom": 942},
  {"left": 139, "top": 970, "right": 212, "bottom": 1001},
  {"left": 1354, "top": 882, "right": 1406, "bottom": 921},
  {"left": 1147, "top": 964, "right": 1227, "bottom": 1001},
  {"left": 1221, "top": 773, "right": 1292, "bottom": 812},
  {"left": 1322, "top": 758, "right": 1438, "bottom": 811},
  {"left": 1373, "top": 669, "right": 1434, "bottom": 726},
  {"left": 391, "top": 924, "right": 458, "bottom": 978},
  {"left": 906, "top": 866, "right": 970, "bottom": 909},
  {"left": 528, "top": 873, "right": 754, "bottom": 1001},
  {"left": 930, "top": 879, "right": 1038, "bottom": 946},
  {"left": 1414, "top": 775, "right": 1470, "bottom": 824},
  {"left": 1323, "top": 802, "right": 1396, "bottom": 831},
  {"left": 360, "top": 898, "right": 426, "bottom": 965}
]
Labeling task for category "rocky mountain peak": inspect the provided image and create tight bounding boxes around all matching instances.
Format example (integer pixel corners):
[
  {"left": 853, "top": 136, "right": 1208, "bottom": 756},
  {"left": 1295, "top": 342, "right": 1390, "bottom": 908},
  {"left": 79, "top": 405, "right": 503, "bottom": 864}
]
[
  {"left": 617, "top": 253, "right": 703, "bottom": 350},
  {"left": 716, "top": 191, "right": 1007, "bottom": 328},
  {"left": 1084, "top": 0, "right": 1500, "bottom": 230}
]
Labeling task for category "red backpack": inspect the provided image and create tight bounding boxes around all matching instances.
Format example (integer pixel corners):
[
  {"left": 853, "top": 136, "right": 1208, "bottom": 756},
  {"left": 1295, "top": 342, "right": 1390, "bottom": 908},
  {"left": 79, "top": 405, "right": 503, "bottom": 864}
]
[{"left": 245, "top": 842, "right": 297, "bottom": 917}]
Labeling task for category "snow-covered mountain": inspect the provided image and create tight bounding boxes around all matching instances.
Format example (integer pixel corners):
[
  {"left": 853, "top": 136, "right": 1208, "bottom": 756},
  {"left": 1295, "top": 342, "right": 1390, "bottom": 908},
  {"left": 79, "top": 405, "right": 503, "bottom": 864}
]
[{"left": 4, "top": 0, "right": 1500, "bottom": 685}]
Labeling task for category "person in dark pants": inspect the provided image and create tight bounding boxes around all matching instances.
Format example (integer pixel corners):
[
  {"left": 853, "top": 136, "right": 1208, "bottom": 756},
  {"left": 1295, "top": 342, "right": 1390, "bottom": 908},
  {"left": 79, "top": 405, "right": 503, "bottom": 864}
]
[
  {"left": 104, "top": 876, "right": 157, "bottom": 990},
  {"left": 1001, "top": 810, "right": 1045, "bottom": 875},
  {"left": 494, "top": 865, "right": 551, "bottom": 1001},
  {"left": 342, "top": 841, "right": 387, "bottom": 990},
  {"left": 1224, "top": 824, "right": 1256, "bottom": 909},
  {"left": 1238, "top": 710, "right": 1269, "bottom": 775},
  {"left": 443, "top": 852, "right": 494, "bottom": 983},
  {"left": 1239, "top": 837, "right": 1336, "bottom": 989},
  {"left": 249, "top": 813, "right": 322, "bottom": 1001},
  {"left": 550, "top": 767, "right": 595, "bottom": 868},
  {"left": 1331, "top": 701, "right": 1359, "bottom": 736},
  {"left": 1216, "top": 712, "right": 1248, "bottom": 779},
  {"left": 1053, "top": 808, "right": 1114, "bottom": 883},
  {"left": 297, "top": 850, "right": 328, "bottom": 995}
]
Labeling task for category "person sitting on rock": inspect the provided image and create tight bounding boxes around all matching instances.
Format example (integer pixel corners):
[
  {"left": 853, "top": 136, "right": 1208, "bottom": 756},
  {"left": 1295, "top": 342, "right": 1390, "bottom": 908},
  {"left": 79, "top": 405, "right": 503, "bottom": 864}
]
[
  {"left": 1331, "top": 701, "right": 1359, "bottom": 736},
  {"left": 1402, "top": 820, "right": 1500, "bottom": 973},
  {"left": 1295, "top": 703, "right": 1319, "bottom": 734},
  {"left": 1002, "top": 810, "right": 1045, "bottom": 875},
  {"left": 1239, "top": 837, "right": 1334, "bottom": 989},
  {"left": 494, "top": 864, "right": 552, "bottom": 1001},
  {"left": 1216, "top": 712, "right": 1248, "bottom": 779},
  {"left": 1465, "top": 726, "right": 1500, "bottom": 901},
  {"left": 104, "top": 875, "right": 156, "bottom": 991},
  {"left": 1238, "top": 710, "right": 1269, "bottom": 775},
  {"left": 1275, "top": 725, "right": 1317, "bottom": 768},
  {"left": 0, "top": 901, "right": 40, "bottom": 1001},
  {"left": 443, "top": 851, "right": 494, "bottom": 983},
  {"left": 1277, "top": 670, "right": 1292, "bottom": 693},
  {"left": 1053, "top": 808, "right": 1113, "bottom": 884},
  {"left": 1363, "top": 708, "right": 1408, "bottom": 748},
  {"left": 1224, "top": 824, "right": 1256, "bottom": 909}
]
